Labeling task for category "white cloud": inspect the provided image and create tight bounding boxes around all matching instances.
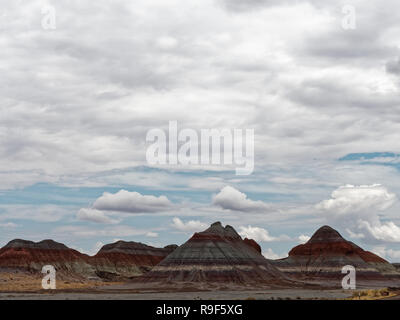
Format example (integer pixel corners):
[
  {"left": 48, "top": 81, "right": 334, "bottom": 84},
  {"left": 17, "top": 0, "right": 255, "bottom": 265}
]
[
  {"left": 371, "top": 246, "right": 400, "bottom": 262},
  {"left": 1, "top": 0, "right": 400, "bottom": 255},
  {"left": 0, "top": 205, "right": 73, "bottom": 222},
  {"left": 87, "top": 241, "right": 104, "bottom": 256},
  {"left": 316, "top": 184, "right": 397, "bottom": 215},
  {"left": 171, "top": 217, "right": 207, "bottom": 233},
  {"left": 371, "top": 246, "right": 387, "bottom": 260},
  {"left": 0, "top": 222, "right": 18, "bottom": 228},
  {"left": 213, "top": 186, "right": 270, "bottom": 212},
  {"left": 316, "top": 184, "right": 400, "bottom": 243},
  {"left": 53, "top": 225, "right": 157, "bottom": 239},
  {"left": 238, "top": 225, "right": 289, "bottom": 242},
  {"left": 93, "top": 189, "right": 174, "bottom": 213},
  {"left": 360, "top": 221, "right": 400, "bottom": 243},
  {"left": 387, "top": 249, "right": 400, "bottom": 261},
  {"left": 239, "top": 225, "right": 275, "bottom": 241},
  {"left": 145, "top": 231, "right": 159, "bottom": 237},
  {"left": 1, "top": 0, "right": 400, "bottom": 191},
  {"left": 156, "top": 36, "right": 178, "bottom": 50},
  {"left": 262, "top": 248, "right": 286, "bottom": 260},
  {"left": 93, "top": 241, "right": 104, "bottom": 254},
  {"left": 78, "top": 241, "right": 106, "bottom": 256},
  {"left": 298, "top": 234, "right": 310, "bottom": 244},
  {"left": 77, "top": 208, "right": 119, "bottom": 224},
  {"left": 346, "top": 228, "right": 365, "bottom": 239}
]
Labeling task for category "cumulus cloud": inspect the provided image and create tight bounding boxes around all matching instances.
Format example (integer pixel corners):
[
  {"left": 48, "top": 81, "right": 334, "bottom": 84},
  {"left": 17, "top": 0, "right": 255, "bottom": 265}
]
[
  {"left": 93, "top": 190, "right": 174, "bottom": 213},
  {"left": 213, "top": 186, "right": 270, "bottom": 212},
  {"left": 77, "top": 190, "right": 175, "bottom": 225},
  {"left": 2, "top": 0, "right": 400, "bottom": 254},
  {"left": 346, "top": 229, "right": 365, "bottom": 239},
  {"left": 238, "top": 225, "right": 289, "bottom": 242},
  {"left": 83, "top": 241, "right": 105, "bottom": 256},
  {"left": 360, "top": 221, "right": 400, "bottom": 243},
  {"left": 77, "top": 208, "right": 119, "bottom": 224},
  {"left": 171, "top": 217, "right": 207, "bottom": 233},
  {"left": 239, "top": 225, "right": 276, "bottom": 241},
  {"left": 262, "top": 248, "right": 286, "bottom": 260},
  {"left": 316, "top": 184, "right": 400, "bottom": 243},
  {"left": 316, "top": 184, "right": 397, "bottom": 215},
  {"left": 372, "top": 246, "right": 400, "bottom": 262},
  {"left": 298, "top": 234, "right": 310, "bottom": 244}
]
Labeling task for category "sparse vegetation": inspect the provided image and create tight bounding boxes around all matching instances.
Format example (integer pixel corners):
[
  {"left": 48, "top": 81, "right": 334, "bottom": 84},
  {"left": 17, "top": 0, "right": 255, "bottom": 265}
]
[{"left": 348, "top": 288, "right": 395, "bottom": 300}]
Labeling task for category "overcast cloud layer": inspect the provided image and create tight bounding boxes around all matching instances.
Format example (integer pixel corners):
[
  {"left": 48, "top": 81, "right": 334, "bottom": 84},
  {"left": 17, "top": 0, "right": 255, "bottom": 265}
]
[{"left": 1, "top": 0, "right": 400, "bottom": 260}]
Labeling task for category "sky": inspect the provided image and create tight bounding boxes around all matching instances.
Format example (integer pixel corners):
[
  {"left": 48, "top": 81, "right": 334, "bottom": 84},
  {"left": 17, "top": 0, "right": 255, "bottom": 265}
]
[{"left": 1, "top": 0, "right": 400, "bottom": 261}]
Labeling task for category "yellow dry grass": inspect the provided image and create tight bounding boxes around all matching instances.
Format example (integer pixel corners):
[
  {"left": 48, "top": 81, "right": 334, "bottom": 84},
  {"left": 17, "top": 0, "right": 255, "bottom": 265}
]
[{"left": 347, "top": 288, "right": 397, "bottom": 300}]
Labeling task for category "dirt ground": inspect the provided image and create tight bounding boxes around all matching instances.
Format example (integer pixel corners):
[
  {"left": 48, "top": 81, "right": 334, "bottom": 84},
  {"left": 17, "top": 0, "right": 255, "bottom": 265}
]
[
  {"left": 0, "top": 288, "right": 355, "bottom": 300},
  {"left": 0, "top": 271, "right": 399, "bottom": 300},
  {"left": 0, "top": 272, "right": 120, "bottom": 292}
]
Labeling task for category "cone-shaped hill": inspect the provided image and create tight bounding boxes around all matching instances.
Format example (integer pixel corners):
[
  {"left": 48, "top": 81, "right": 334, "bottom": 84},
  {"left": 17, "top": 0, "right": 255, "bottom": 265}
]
[
  {"left": 92, "top": 241, "right": 177, "bottom": 279},
  {"left": 138, "top": 222, "right": 293, "bottom": 287},
  {"left": 0, "top": 239, "right": 94, "bottom": 278},
  {"left": 270, "top": 226, "right": 399, "bottom": 280}
]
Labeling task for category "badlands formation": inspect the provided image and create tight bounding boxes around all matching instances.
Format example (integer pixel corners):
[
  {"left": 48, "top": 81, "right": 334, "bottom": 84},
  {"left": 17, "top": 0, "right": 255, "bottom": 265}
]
[
  {"left": 0, "top": 239, "right": 94, "bottom": 279},
  {"left": 270, "top": 226, "right": 399, "bottom": 281},
  {"left": 138, "top": 222, "right": 293, "bottom": 288},
  {"left": 0, "top": 223, "right": 399, "bottom": 293},
  {"left": 0, "top": 239, "right": 176, "bottom": 281},
  {"left": 92, "top": 241, "right": 177, "bottom": 279}
]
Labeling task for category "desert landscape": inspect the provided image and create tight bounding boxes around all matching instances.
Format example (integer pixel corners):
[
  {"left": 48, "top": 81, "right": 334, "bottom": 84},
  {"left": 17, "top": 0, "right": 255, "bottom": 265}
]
[
  {"left": 3, "top": 0, "right": 400, "bottom": 311},
  {"left": 0, "top": 222, "right": 399, "bottom": 300}
]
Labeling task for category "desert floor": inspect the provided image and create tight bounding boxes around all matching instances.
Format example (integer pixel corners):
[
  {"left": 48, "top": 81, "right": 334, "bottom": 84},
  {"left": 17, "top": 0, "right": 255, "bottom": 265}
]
[
  {"left": 1, "top": 287, "right": 400, "bottom": 300},
  {"left": 0, "top": 289, "right": 355, "bottom": 300},
  {"left": 1, "top": 271, "right": 399, "bottom": 300}
]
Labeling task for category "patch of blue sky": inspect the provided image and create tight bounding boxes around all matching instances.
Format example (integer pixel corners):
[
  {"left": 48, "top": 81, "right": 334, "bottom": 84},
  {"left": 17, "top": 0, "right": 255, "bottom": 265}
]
[
  {"left": 339, "top": 152, "right": 400, "bottom": 172},
  {"left": 339, "top": 152, "right": 399, "bottom": 161},
  {"left": 0, "top": 183, "right": 121, "bottom": 206},
  {"left": 0, "top": 180, "right": 211, "bottom": 206},
  {"left": 0, "top": 163, "right": 300, "bottom": 206}
]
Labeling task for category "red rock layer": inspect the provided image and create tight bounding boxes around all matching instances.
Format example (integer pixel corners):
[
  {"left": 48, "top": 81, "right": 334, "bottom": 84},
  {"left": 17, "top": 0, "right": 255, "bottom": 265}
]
[
  {"left": 0, "top": 239, "right": 178, "bottom": 280},
  {"left": 139, "top": 222, "right": 292, "bottom": 287},
  {"left": 271, "top": 226, "right": 398, "bottom": 280},
  {"left": 92, "top": 241, "right": 177, "bottom": 278},
  {"left": 0, "top": 239, "right": 94, "bottom": 278}
]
